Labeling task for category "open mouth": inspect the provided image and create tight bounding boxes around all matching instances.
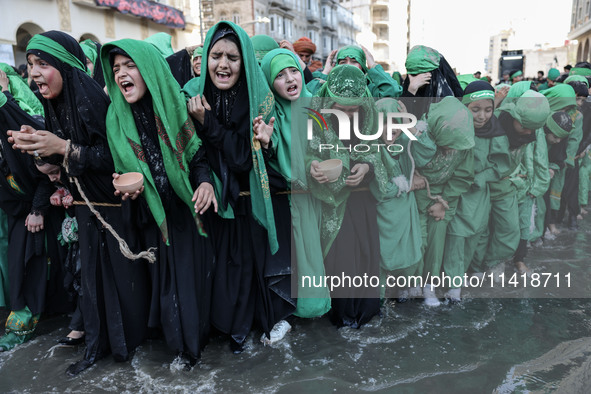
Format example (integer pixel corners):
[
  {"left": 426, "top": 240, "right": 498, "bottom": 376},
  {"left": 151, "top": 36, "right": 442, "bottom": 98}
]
[
  {"left": 216, "top": 72, "right": 231, "bottom": 81},
  {"left": 35, "top": 81, "right": 48, "bottom": 94},
  {"left": 287, "top": 84, "right": 298, "bottom": 94},
  {"left": 120, "top": 81, "right": 134, "bottom": 93}
]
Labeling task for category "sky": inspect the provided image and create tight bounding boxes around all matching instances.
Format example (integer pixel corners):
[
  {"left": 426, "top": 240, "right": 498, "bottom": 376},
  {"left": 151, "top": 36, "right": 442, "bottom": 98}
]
[{"left": 407, "top": 0, "right": 574, "bottom": 74}]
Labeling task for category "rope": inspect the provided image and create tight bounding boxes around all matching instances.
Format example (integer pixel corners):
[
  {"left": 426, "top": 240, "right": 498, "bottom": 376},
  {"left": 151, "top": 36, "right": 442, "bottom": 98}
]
[
  {"left": 63, "top": 140, "right": 157, "bottom": 263},
  {"left": 72, "top": 201, "right": 121, "bottom": 207}
]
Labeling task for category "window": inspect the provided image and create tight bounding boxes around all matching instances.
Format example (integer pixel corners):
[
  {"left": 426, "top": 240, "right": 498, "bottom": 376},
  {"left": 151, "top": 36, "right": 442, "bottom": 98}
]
[
  {"left": 232, "top": 13, "right": 240, "bottom": 24},
  {"left": 220, "top": 12, "right": 228, "bottom": 21},
  {"left": 270, "top": 15, "right": 276, "bottom": 32}
]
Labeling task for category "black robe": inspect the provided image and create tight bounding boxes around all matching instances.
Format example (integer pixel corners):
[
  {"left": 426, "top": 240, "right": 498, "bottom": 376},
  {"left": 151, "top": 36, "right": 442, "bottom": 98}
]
[{"left": 27, "top": 31, "right": 150, "bottom": 363}]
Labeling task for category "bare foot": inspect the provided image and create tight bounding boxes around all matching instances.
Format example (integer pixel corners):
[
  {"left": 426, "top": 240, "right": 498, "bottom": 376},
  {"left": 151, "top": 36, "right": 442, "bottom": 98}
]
[
  {"left": 577, "top": 214, "right": 584, "bottom": 220},
  {"left": 515, "top": 261, "right": 531, "bottom": 276},
  {"left": 67, "top": 330, "right": 85, "bottom": 339},
  {"left": 581, "top": 208, "right": 588, "bottom": 215},
  {"left": 548, "top": 223, "right": 561, "bottom": 235}
]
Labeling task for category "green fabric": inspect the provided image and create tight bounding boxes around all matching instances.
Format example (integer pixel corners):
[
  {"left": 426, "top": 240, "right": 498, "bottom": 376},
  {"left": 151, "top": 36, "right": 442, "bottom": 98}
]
[
  {"left": 336, "top": 45, "right": 367, "bottom": 72},
  {"left": 79, "top": 39, "right": 98, "bottom": 66},
  {"left": 0, "top": 307, "right": 38, "bottom": 351},
  {"left": 565, "top": 110, "right": 583, "bottom": 167},
  {"left": 101, "top": 39, "right": 205, "bottom": 242},
  {"left": 251, "top": 35, "right": 279, "bottom": 63},
  {"left": 506, "top": 81, "right": 534, "bottom": 98},
  {"left": 192, "top": 46, "right": 203, "bottom": 58},
  {"left": 0, "top": 63, "right": 43, "bottom": 116},
  {"left": 496, "top": 83, "right": 511, "bottom": 91},
  {"left": 540, "top": 84, "right": 577, "bottom": 111},
  {"left": 0, "top": 209, "right": 8, "bottom": 308},
  {"left": 547, "top": 68, "right": 560, "bottom": 81},
  {"left": 0, "top": 92, "right": 6, "bottom": 108},
  {"left": 564, "top": 74, "right": 589, "bottom": 88},
  {"left": 391, "top": 71, "right": 402, "bottom": 85},
  {"left": 484, "top": 192, "right": 520, "bottom": 262},
  {"left": 182, "top": 21, "right": 279, "bottom": 253},
  {"left": 307, "top": 65, "right": 389, "bottom": 256},
  {"left": 549, "top": 166, "right": 565, "bottom": 210},
  {"left": 497, "top": 90, "right": 550, "bottom": 130},
  {"left": 443, "top": 233, "right": 481, "bottom": 288},
  {"left": 462, "top": 89, "right": 495, "bottom": 105},
  {"left": 515, "top": 128, "right": 550, "bottom": 200},
  {"left": 546, "top": 113, "right": 571, "bottom": 138},
  {"left": 510, "top": 70, "right": 523, "bottom": 79},
  {"left": 426, "top": 96, "right": 475, "bottom": 150},
  {"left": 26, "top": 35, "right": 90, "bottom": 75},
  {"left": 569, "top": 67, "right": 591, "bottom": 76},
  {"left": 579, "top": 151, "right": 591, "bottom": 206},
  {"left": 457, "top": 74, "right": 478, "bottom": 90},
  {"left": 144, "top": 32, "right": 174, "bottom": 58},
  {"left": 405, "top": 45, "right": 441, "bottom": 74}
]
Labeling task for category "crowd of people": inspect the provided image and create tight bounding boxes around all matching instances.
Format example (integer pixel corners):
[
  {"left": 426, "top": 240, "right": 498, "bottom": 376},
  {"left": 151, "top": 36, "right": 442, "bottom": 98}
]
[{"left": 0, "top": 20, "right": 590, "bottom": 377}]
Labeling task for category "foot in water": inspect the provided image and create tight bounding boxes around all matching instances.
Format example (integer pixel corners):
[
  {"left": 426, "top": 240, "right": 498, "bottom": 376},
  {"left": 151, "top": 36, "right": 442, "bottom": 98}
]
[
  {"left": 515, "top": 261, "right": 531, "bottom": 276},
  {"left": 423, "top": 285, "right": 441, "bottom": 307},
  {"left": 261, "top": 320, "right": 292, "bottom": 345},
  {"left": 548, "top": 223, "right": 561, "bottom": 235},
  {"left": 444, "top": 288, "right": 461, "bottom": 304},
  {"left": 66, "top": 359, "right": 94, "bottom": 377}
]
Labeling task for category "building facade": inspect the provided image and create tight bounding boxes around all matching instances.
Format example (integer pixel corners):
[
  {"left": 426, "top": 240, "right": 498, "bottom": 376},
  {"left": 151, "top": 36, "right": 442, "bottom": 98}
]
[
  {"left": 568, "top": 0, "right": 591, "bottom": 63},
  {"left": 1, "top": 0, "right": 201, "bottom": 67}
]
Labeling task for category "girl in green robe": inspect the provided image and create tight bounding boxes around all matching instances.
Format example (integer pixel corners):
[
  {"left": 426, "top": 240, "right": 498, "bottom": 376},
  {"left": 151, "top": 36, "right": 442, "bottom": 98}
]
[
  {"left": 260, "top": 48, "right": 331, "bottom": 319},
  {"left": 414, "top": 96, "right": 475, "bottom": 306},
  {"left": 442, "top": 81, "right": 511, "bottom": 302}
]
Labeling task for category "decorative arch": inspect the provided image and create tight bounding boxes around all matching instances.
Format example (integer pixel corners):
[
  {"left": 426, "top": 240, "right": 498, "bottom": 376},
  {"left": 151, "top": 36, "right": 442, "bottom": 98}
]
[
  {"left": 577, "top": 42, "right": 583, "bottom": 62},
  {"left": 584, "top": 38, "right": 590, "bottom": 63},
  {"left": 14, "top": 22, "right": 44, "bottom": 66}
]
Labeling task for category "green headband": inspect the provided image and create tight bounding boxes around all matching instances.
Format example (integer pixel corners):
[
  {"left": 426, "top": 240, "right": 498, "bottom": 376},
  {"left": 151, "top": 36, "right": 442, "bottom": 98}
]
[
  {"left": 27, "top": 35, "right": 90, "bottom": 75},
  {"left": 510, "top": 70, "right": 523, "bottom": 79},
  {"left": 569, "top": 67, "right": 591, "bottom": 76},
  {"left": 564, "top": 74, "right": 589, "bottom": 88},
  {"left": 192, "top": 46, "right": 203, "bottom": 58},
  {"left": 545, "top": 113, "right": 571, "bottom": 138},
  {"left": 462, "top": 90, "right": 495, "bottom": 104}
]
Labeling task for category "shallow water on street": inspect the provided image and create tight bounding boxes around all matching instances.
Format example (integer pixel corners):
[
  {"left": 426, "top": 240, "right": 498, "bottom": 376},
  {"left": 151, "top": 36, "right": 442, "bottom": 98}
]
[{"left": 1, "top": 220, "right": 591, "bottom": 392}]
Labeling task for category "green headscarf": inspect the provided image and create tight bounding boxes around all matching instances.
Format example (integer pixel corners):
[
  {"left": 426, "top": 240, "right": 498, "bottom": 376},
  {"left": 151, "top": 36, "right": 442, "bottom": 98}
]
[
  {"left": 498, "top": 90, "right": 550, "bottom": 130},
  {"left": 545, "top": 113, "right": 571, "bottom": 138},
  {"left": 308, "top": 64, "right": 389, "bottom": 255},
  {"left": 192, "top": 46, "right": 203, "bottom": 58},
  {"left": 80, "top": 39, "right": 98, "bottom": 66},
  {"left": 457, "top": 74, "right": 478, "bottom": 90},
  {"left": 510, "top": 70, "right": 523, "bottom": 79},
  {"left": 569, "top": 67, "right": 591, "bottom": 76},
  {"left": 182, "top": 21, "right": 280, "bottom": 253},
  {"left": 0, "top": 63, "right": 44, "bottom": 117},
  {"left": 426, "top": 96, "right": 475, "bottom": 150},
  {"left": 391, "top": 71, "right": 402, "bottom": 85},
  {"left": 405, "top": 45, "right": 441, "bottom": 74},
  {"left": 564, "top": 74, "right": 589, "bottom": 88},
  {"left": 495, "top": 83, "right": 511, "bottom": 91},
  {"left": 261, "top": 48, "right": 311, "bottom": 183},
  {"left": 101, "top": 39, "right": 205, "bottom": 242},
  {"left": 144, "top": 32, "right": 175, "bottom": 58},
  {"left": 336, "top": 45, "right": 368, "bottom": 72},
  {"left": 27, "top": 34, "right": 90, "bottom": 75},
  {"left": 547, "top": 68, "right": 560, "bottom": 81},
  {"left": 540, "top": 84, "right": 577, "bottom": 111},
  {"left": 251, "top": 35, "right": 279, "bottom": 63},
  {"left": 507, "top": 80, "right": 534, "bottom": 98}
]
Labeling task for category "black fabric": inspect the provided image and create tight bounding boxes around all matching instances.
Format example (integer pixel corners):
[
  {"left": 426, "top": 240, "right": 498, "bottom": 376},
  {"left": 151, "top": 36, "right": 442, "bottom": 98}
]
[
  {"left": 166, "top": 49, "right": 193, "bottom": 88},
  {"left": 90, "top": 41, "right": 106, "bottom": 88},
  {"left": 567, "top": 81, "right": 588, "bottom": 97},
  {"left": 401, "top": 55, "right": 464, "bottom": 118},
  {"left": 303, "top": 66, "right": 314, "bottom": 84},
  {"left": 547, "top": 137, "right": 568, "bottom": 169},
  {"left": 463, "top": 80, "right": 494, "bottom": 96},
  {"left": 499, "top": 111, "right": 537, "bottom": 149},
  {"left": 558, "top": 161, "right": 581, "bottom": 222},
  {"left": 513, "top": 238, "right": 528, "bottom": 263},
  {"left": 578, "top": 99, "right": 591, "bottom": 155},
  {"left": 475, "top": 113, "right": 506, "bottom": 139}
]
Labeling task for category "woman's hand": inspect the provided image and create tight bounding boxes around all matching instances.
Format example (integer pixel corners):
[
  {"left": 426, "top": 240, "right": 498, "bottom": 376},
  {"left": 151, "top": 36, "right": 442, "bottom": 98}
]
[
  {"left": 8, "top": 125, "right": 67, "bottom": 156},
  {"left": 25, "top": 213, "right": 44, "bottom": 233},
  {"left": 192, "top": 182, "right": 218, "bottom": 214},
  {"left": 113, "top": 173, "right": 144, "bottom": 201},
  {"left": 187, "top": 94, "right": 211, "bottom": 125},
  {"left": 322, "top": 49, "right": 338, "bottom": 75},
  {"left": 346, "top": 163, "right": 369, "bottom": 187},
  {"left": 410, "top": 173, "right": 427, "bottom": 191},
  {"left": 407, "top": 72, "right": 431, "bottom": 95},
  {"left": 495, "top": 85, "right": 510, "bottom": 108},
  {"left": 62, "top": 194, "right": 74, "bottom": 208},
  {"left": 0, "top": 69, "right": 9, "bottom": 92},
  {"left": 253, "top": 116, "right": 274, "bottom": 150},
  {"left": 427, "top": 201, "right": 446, "bottom": 221},
  {"left": 361, "top": 45, "right": 376, "bottom": 69},
  {"left": 310, "top": 160, "right": 328, "bottom": 183},
  {"left": 50, "top": 191, "right": 63, "bottom": 206}
]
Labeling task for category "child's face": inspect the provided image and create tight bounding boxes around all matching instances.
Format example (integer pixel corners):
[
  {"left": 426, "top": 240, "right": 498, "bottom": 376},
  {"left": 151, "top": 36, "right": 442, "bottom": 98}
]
[
  {"left": 112, "top": 54, "right": 147, "bottom": 104},
  {"left": 36, "top": 163, "right": 61, "bottom": 182},
  {"left": 467, "top": 99, "right": 494, "bottom": 129},
  {"left": 513, "top": 119, "right": 534, "bottom": 136},
  {"left": 27, "top": 54, "right": 63, "bottom": 99},
  {"left": 273, "top": 67, "right": 302, "bottom": 102}
]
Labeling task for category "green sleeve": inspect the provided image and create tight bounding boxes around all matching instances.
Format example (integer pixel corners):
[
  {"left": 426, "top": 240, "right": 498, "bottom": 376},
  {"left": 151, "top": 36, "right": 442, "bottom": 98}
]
[
  {"left": 367, "top": 64, "right": 403, "bottom": 98},
  {"left": 475, "top": 135, "right": 512, "bottom": 187},
  {"left": 528, "top": 129, "right": 551, "bottom": 197},
  {"left": 407, "top": 131, "right": 437, "bottom": 167},
  {"left": 441, "top": 149, "right": 474, "bottom": 205},
  {"left": 312, "top": 71, "right": 328, "bottom": 79},
  {"left": 565, "top": 112, "right": 583, "bottom": 167},
  {"left": 306, "top": 78, "right": 324, "bottom": 95}
]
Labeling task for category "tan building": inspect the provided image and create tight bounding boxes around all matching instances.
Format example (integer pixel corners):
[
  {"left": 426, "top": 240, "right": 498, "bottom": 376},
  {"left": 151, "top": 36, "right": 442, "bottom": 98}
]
[
  {"left": 1, "top": 0, "right": 202, "bottom": 67},
  {"left": 568, "top": 0, "right": 591, "bottom": 63},
  {"left": 487, "top": 29, "right": 513, "bottom": 80}
]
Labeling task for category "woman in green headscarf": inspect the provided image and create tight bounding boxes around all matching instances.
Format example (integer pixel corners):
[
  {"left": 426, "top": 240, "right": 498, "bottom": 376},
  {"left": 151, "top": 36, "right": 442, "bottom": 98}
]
[
  {"left": 414, "top": 96, "right": 475, "bottom": 306},
  {"left": 442, "top": 81, "right": 511, "bottom": 302},
  {"left": 307, "top": 64, "right": 388, "bottom": 328},
  {"left": 101, "top": 38, "right": 215, "bottom": 368},
  {"left": 79, "top": 39, "right": 105, "bottom": 87},
  {"left": 311, "top": 45, "right": 402, "bottom": 98},
  {"left": 260, "top": 48, "right": 331, "bottom": 319},
  {"left": 183, "top": 21, "right": 295, "bottom": 352}
]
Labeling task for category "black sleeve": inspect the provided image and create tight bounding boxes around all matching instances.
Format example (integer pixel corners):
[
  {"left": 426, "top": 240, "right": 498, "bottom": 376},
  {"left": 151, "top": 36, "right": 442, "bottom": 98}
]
[
  {"left": 31, "top": 178, "right": 53, "bottom": 215},
  {"left": 65, "top": 140, "right": 114, "bottom": 177},
  {"left": 303, "top": 67, "right": 314, "bottom": 84},
  {"left": 166, "top": 50, "right": 193, "bottom": 88},
  {"left": 196, "top": 110, "right": 252, "bottom": 173},
  {"left": 189, "top": 145, "right": 212, "bottom": 189}
]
